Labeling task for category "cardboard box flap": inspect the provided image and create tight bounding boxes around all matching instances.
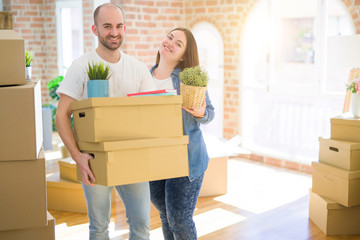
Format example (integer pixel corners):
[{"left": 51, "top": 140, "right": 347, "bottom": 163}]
[
  {"left": 0, "top": 80, "right": 38, "bottom": 91},
  {"left": 310, "top": 190, "right": 346, "bottom": 210},
  {"left": 312, "top": 161, "right": 360, "bottom": 179},
  {"left": 58, "top": 157, "right": 76, "bottom": 169},
  {"left": 0, "top": 30, "right": 23, "bottom": 40},
  {"left": 46, "top": 172, "right": 82, "bottom": 190},
  {"left": 78, "top": 136, "right": 189, "bottom": 152},
  {"left": 318, "top": 137, "right": 360, "bottom": 150},
  {"left": 71, "top": 95, "right": 183, "bottom": 111},
  {"left": 331, "top": 113, "right": 360, "bottom": 127}
]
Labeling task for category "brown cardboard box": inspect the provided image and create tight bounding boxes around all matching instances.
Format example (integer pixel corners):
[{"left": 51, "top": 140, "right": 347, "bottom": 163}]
[
  {"left": 47, "top": 172, "right": 116, "bottom": 213},
  {"left": 319, "top": 137, "right": 360, "bottom": 170},
  {"left": 0, "top": 212, "right": 55, "bottom": 240},
  {"left": 71, "top": 96, "right": 183, "bottom": 142},
  {"left": 0, "top": 149, "right": 47, "bottom": 231},
  {"left": 0, "top": 80, "right": 43, "bottom": 161},
  {"left": 77, "top": 136, "right": 189, "bottom": 186},
  {"left": 309, "top": 191, "right": 360, "bottom": 235},
  {"left": 47, "top": 172, "right": 87, "bottom": 213},
  {"left": 312, "top": 161, "right": 360, "bottom": 207},
  {"left": 331, "top": 113, "right": 360, "bottom": 143},
  {"left": 0, "top": 30, "right": 26, "bottom": 86},
  {"left": 59, "top": 157, "right": 79, "bottom": 182},
  {"left": 199, "top": 156, "right": 228, "bottom": 197}
]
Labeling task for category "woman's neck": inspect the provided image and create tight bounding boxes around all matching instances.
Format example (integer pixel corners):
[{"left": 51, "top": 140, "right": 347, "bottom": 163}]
[{"left": 154, "top": 59, "right": 177, "bottom": 80}]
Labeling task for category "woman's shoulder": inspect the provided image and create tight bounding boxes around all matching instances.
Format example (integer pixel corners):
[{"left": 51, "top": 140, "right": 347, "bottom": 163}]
[{"left": 171, "top": 68, "right": 181, "bottom": 77}]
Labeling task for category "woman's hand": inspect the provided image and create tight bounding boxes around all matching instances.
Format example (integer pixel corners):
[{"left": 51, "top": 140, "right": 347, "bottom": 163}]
[{"left": 182, "top": 96, "right": 207, "bottom": 118}]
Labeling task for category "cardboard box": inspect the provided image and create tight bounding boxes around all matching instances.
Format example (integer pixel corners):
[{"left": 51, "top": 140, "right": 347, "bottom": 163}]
[
  {"left": 59, "top": 157, "right": 79, "bottom": 182},
  {"left": 47, "top": 172, "right": 116, "bottom": 213},
  {"left": 0, "top": 149, "right": 47, "bottom": 231},
  {"left": 331, "top": 113, "right": 360, "bottom": 143},
  {"left": 199, "top": 156, "right": 228, "bottom": 197},
  {"left": 309, "top": 191, "right": 360, "bottom": 235},
  {"left": 319, "top": 137, "right": 360, "bottom": 170},
  {"left": 47, "top": 172, "right": 87, "bottom": 213},
  {"left": 77, "top": 136, "right": 189, "bottom": 186},
  {"left": 71, "top": 96, "right": 183, "bottom": 142},
  {"left": 0, "top": 212, "right": 55, "bottom": 240},
  {"left": 0, "top": 30, "right": 26, "bottom": 86},
  {"left": 312, "top": 161, "right": 360, "bottom": 207},
  {"left": 0, "top": 80, "right": 43, "bottom": 161}
]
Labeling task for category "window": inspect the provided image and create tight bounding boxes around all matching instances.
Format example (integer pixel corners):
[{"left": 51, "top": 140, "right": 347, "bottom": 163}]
[
  {"left": 192, "top": 23, "right": 224, "bottom": 138},
  {"left": 56, "top": 0, "right": 84, "bottom": 76},
  {"left": 241, "top": 0, "right": 355, "bottom": 164}
]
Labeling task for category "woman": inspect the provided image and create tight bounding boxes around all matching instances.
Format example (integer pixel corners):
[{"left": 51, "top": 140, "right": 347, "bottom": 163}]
[{"left": 150, "top": 27, "right": 215, "bottom": 240}]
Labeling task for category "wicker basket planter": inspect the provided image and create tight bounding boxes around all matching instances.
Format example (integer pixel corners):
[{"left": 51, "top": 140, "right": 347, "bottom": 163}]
[{"left": 180, "top": 82, "right": 207, "bottom": 109}]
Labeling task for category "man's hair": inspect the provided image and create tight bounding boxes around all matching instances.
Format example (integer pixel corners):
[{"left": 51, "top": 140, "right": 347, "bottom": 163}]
[
  {"left": 156, "top": 27, "right": 200, "bottom": 70},
  {"left": 93, "top": 3, "right": 125, "bottom": 26}
]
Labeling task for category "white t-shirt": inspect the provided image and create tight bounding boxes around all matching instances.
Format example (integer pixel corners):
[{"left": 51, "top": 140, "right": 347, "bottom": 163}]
[
  {"left": 152, "top": 76, "right": 174, "bottom": 90},
  {"left": 57, "top": 49, "right": 155, "bottom": 100}
]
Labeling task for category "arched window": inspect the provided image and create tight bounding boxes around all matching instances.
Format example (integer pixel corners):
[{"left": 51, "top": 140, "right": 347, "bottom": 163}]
[
  {"left": 241, "top": 0, "right": 355, "bottom": 164},
  {"left": 192, "top": 22, "right": 224, "bottom": 138}
]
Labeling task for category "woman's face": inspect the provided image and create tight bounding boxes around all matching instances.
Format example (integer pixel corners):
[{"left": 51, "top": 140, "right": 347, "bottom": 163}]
[{"left": 159, "top": 30, "right": 187, "bottom": 64}]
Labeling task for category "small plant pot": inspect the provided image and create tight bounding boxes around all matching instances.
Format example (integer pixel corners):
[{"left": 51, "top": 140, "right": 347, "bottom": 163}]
[
  {"left": 351, "top": 93, "right": 360, "bottom": 117},
  {"left": 26, "top": 66, "right": 32, "bottom": 81},
  {"left": 87, "top": 80, "right": 109, "bottom": 98},
  {"left": 180, "top": 82, "right": 207, "bottom": 109}
]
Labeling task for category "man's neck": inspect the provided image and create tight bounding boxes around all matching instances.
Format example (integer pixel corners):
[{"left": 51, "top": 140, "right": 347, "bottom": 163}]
[{"left": 95, "top": 46, "right": 121, "bottom": 63}]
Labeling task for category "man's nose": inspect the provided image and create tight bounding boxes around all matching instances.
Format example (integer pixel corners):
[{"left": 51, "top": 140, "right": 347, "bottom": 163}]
[{"left": 110, "top": 27, "right": 118, "bottom": 35}]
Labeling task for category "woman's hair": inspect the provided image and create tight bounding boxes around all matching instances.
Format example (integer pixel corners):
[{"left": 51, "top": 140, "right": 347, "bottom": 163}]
[{"left": 156, "top": 27, "right": 199, "bottom": 70}]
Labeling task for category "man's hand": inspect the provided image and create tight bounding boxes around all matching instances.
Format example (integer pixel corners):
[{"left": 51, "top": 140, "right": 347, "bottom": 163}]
[
  {"left": 74, "top": 152, "right": 96, "bottom": 186},
  {"left": 182, "top": 96, "right": 207, "bottom": 118},
  {"left": 56, "top": 93, "right": 97, "bottom": 186}
]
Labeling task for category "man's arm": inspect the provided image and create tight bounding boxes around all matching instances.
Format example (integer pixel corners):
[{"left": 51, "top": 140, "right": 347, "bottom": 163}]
[{"left": 55, "top": 93, "right": 96, "bottom": 186}]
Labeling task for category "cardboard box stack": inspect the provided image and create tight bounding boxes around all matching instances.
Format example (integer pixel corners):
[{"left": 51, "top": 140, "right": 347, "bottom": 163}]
[
  {"left": 46, "top": 157, "right": 115, "bottom": 213},
  {"left": 310, "top": 112, "right": 360, "bottom": 235},
  {"left": 70, "top": 95, "right": 189, "bottom": 186},
  {"left": 0, "top": 30, "right": 55, "bottom": 239}
]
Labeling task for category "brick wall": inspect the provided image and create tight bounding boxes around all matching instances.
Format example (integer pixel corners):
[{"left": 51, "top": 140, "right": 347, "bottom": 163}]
[
  {"left": 112, "top": 0, "right": 184, "bottom": 67},
  {"left": 3, "top": 0, "right": 57, "bottom": 103},
  {"left": 3, "top": 0, "right": 360, "bottom": 140}
]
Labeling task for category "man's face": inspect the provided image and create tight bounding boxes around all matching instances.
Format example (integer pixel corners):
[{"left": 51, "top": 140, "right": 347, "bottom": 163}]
[{"left": 93, "top": 6, "right": 126, "bottom": 50}]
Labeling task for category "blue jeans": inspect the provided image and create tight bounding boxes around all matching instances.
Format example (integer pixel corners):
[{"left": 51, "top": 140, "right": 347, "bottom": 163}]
[
  {"left": 82, "top": 182, "right": 150, "bottom": 240},
  {"left": 150, "top": 174, "right": 204, "bottom": 240}
]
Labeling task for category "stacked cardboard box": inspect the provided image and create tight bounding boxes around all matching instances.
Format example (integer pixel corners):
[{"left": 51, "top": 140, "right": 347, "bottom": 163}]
[
  {"left": 46, "top": 158, "right": 116, "bottom": 213},
  {"left": 70, "top": 95, "right": 189, "bottom": 186},
  {"left": 47, "top": 171, "right": 88, "bottom": 213},
  {"left": 310, "top": 113, "right": 360, "bottom": 235},
  {"left": 0, "top": 30, "right": 54, "bottom": 239}
]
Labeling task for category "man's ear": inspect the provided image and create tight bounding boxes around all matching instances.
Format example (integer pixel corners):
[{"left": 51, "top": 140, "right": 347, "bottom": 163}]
[{"left": 92, "top": 25, "right": 98, "bottom": 36}]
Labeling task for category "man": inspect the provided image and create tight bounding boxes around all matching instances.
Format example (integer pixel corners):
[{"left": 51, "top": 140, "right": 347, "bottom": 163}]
[{"left": 56, "top": 3, "right": 155, "bottom": 240}]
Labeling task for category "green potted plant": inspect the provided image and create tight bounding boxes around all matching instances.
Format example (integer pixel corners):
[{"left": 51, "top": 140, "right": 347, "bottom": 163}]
[
  {"left": 44, "top": 75, "right": 64, "bottom": 131},
  {"left": 87, "top": 62, "right": 111, "bottom": 98},
  {"left": 179, "top": 65, "right": 208, "bottom": 109},
  {"left": 25, "top": 50, "right": 33, "bottom": 81}
]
